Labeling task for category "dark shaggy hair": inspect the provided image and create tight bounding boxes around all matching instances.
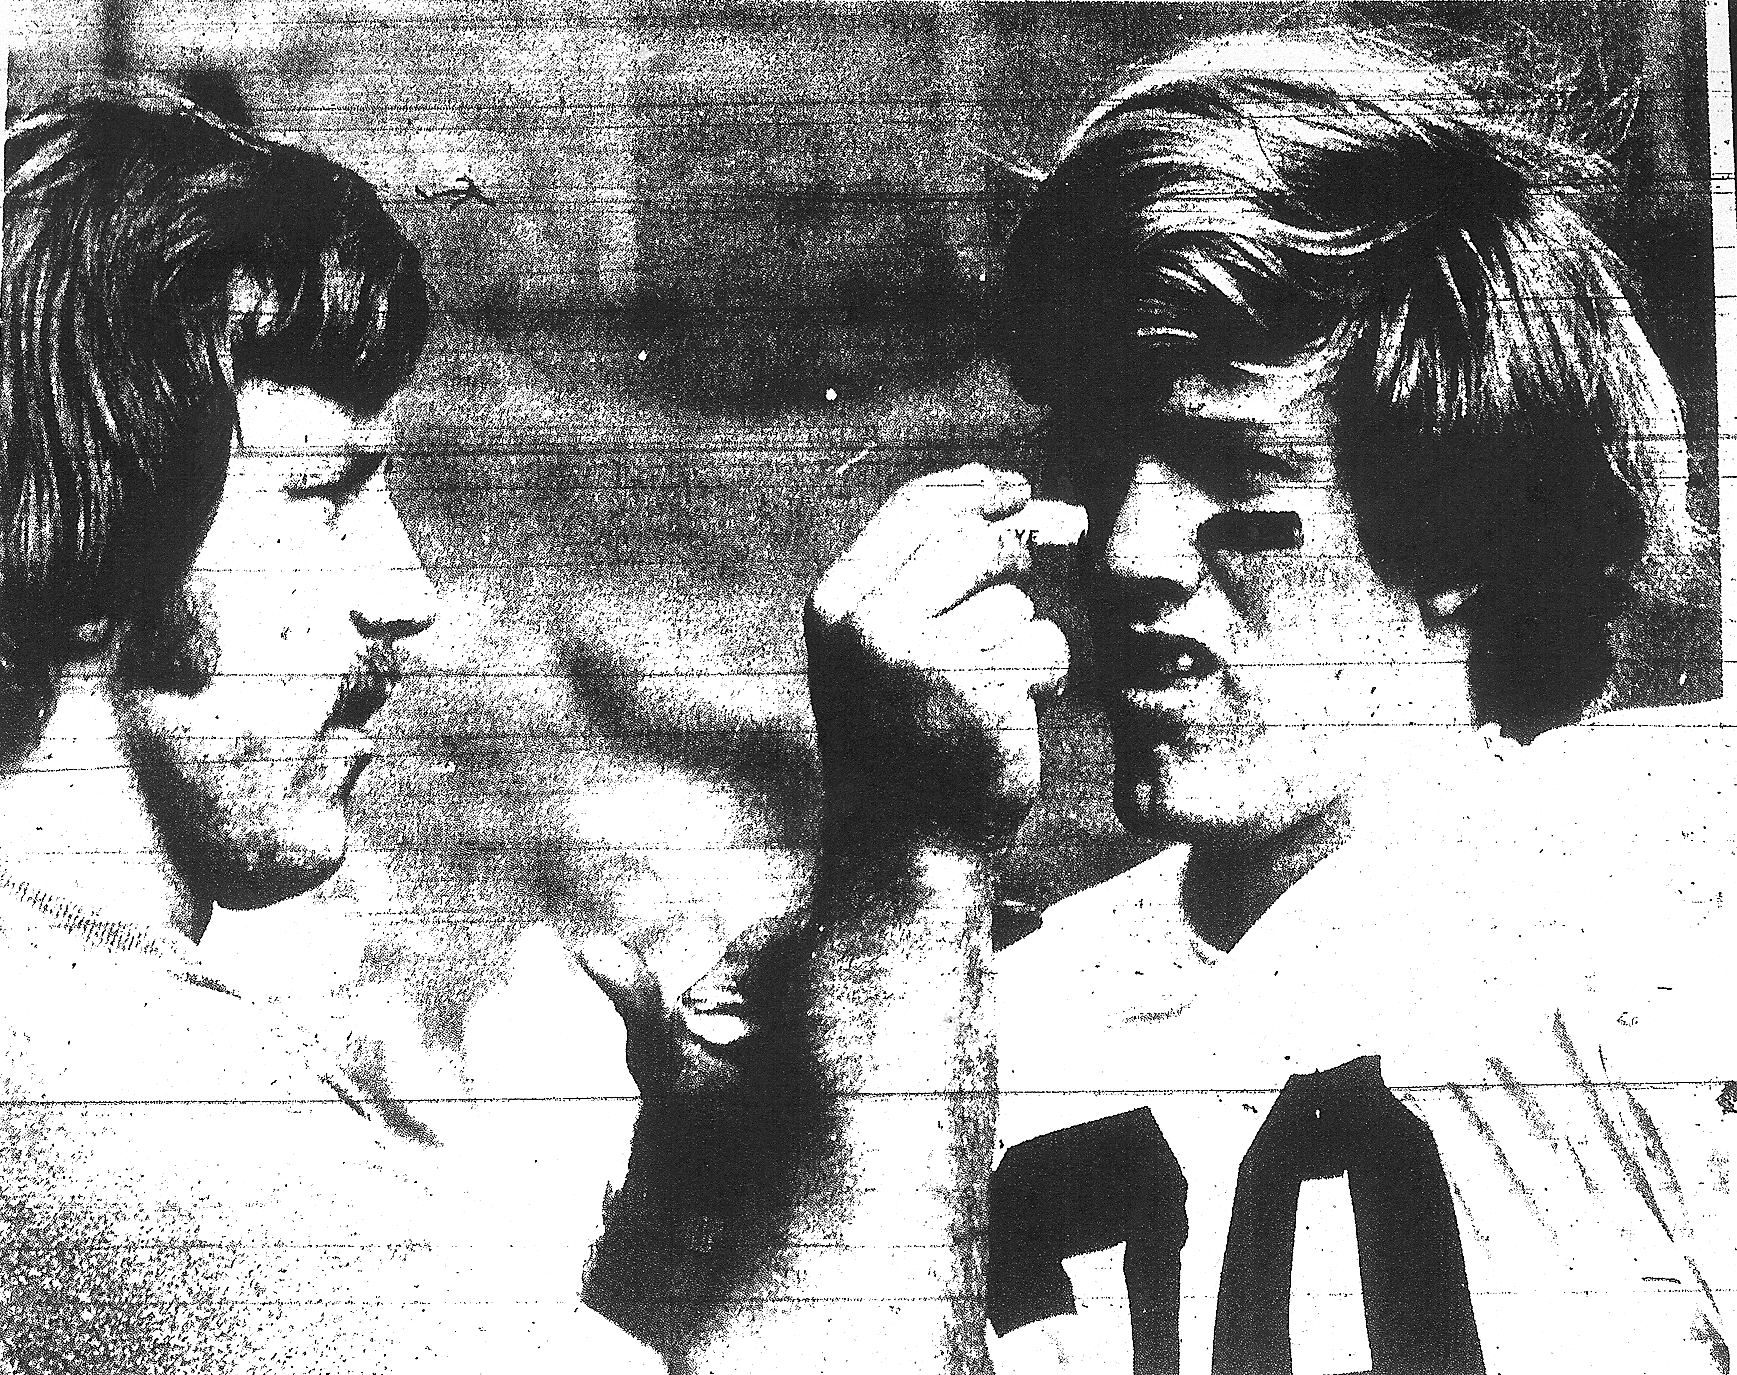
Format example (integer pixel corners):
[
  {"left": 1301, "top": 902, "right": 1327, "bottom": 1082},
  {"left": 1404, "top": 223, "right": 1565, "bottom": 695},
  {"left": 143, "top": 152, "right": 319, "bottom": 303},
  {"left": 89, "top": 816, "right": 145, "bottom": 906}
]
[
  {"left": 1002, "top": 30, "right": 1707, "bottom": 739},
  {"left": 3, "top": 79, "right": 428, "bottom": 754}
]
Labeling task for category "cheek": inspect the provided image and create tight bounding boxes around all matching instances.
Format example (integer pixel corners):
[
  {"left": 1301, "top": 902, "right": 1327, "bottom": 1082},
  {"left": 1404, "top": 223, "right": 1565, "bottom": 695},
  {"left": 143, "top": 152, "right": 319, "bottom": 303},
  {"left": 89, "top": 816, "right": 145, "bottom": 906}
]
[
  {"left": 1226, "top": 550, "right": 1434, "bottom": 727},
  {"left": 194, "top": 495, "right": 349, "bottom": 648},
  {"left": 115, "top": 581, "right": 224, "bottom": 696},
  {"left": 1241, "top": 538, "right": 1417, "bottom": 645},
  {"left": 198, "top": 568, "right": 354, "bottom": 681}
]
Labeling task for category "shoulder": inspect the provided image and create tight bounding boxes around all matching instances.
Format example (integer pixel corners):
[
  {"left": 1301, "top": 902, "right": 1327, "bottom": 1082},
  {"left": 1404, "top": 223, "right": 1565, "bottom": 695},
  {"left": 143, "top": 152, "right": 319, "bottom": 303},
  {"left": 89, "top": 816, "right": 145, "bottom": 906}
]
[
  {"left": 1519, "top": 706, "right": 1734, "bottom": 983},
  {"left": 0, "top": 940, "right": 628, "bottom": 1370},
  {"left": 1521, "top": 702, "right": 1737, "bottom": 824},
  {"left": 994, "top": 846, "right": 1197, "bottom": 1068}
]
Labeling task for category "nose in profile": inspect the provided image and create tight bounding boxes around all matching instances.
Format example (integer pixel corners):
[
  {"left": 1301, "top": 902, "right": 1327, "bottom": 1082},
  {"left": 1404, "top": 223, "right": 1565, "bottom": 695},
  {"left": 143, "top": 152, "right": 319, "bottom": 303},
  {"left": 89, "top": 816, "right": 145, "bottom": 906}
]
[{"left": 347, "top": 481, "right": 438, "bottom": 641}]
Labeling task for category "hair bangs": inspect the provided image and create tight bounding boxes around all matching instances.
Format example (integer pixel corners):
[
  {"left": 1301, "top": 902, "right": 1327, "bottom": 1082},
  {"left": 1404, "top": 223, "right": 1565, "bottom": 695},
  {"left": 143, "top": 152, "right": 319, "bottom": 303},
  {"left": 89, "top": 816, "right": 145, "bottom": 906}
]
[
  {"left": 234, "top": 161, "right": 428, "bottom": 418},
  {"left": 1004, "top": 104, "right": 1362, "bottom": 410}
]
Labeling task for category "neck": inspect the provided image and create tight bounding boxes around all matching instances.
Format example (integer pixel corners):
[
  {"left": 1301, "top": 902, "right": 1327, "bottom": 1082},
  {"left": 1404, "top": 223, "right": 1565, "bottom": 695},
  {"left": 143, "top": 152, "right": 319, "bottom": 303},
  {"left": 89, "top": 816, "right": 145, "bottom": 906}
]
[
  {"left": 1180, "top": 793, "right": 1354, "bottom": 952},
  {"left": 0, "top": 676, "right": 210, "bottom": 943},
  {"left": 1176, "top": 709, "right": 1485, "bottom": 951}
]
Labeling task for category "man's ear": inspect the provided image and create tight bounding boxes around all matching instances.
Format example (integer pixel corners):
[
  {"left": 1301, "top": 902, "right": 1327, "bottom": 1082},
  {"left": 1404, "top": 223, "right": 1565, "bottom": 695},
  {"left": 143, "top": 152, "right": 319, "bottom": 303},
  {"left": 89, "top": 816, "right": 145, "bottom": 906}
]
[{"left": 1421, "top": 584, "right": 1476, "bottom": 624}]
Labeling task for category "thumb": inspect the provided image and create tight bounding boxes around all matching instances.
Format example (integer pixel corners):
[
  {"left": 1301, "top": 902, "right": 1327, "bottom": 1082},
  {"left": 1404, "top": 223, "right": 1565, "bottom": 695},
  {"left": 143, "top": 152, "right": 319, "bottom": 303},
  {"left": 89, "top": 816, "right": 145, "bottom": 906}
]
[{"left": 577, "top": 933, "right": 665, "bottom": 1034}]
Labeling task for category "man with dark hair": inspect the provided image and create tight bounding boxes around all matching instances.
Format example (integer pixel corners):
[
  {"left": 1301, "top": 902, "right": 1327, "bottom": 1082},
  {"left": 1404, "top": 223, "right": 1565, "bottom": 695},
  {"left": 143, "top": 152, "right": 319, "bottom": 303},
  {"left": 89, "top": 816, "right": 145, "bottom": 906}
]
[
  {"left": 586, "top": 30, "right": 1729, "bottom": 1372},
  {"left": 1, "top": 84, "right": 655, "bottom": 1371}
]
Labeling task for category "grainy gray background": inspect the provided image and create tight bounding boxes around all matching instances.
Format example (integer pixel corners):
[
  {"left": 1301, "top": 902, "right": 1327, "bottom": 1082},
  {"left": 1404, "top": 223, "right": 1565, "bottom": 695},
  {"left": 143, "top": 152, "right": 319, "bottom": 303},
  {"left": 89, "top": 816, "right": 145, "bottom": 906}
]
[{"left": 5, "top": 0, "right": 1720, "bottom": 1169}]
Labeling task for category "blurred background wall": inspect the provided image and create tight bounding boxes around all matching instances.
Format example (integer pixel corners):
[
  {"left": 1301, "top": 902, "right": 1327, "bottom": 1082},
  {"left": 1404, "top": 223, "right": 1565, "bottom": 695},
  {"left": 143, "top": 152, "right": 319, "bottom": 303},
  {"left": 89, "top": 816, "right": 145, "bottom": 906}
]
[{"left": 5, "top": 0, "right": 1720, "bottom": 1186}]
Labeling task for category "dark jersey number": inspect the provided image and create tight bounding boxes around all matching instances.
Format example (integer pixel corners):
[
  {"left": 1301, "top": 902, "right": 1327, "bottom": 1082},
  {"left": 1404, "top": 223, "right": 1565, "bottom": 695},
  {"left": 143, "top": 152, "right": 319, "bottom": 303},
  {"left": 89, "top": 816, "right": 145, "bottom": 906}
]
[{"left": 987, "top": 1055, "right": 1485, "bottom": 1375}]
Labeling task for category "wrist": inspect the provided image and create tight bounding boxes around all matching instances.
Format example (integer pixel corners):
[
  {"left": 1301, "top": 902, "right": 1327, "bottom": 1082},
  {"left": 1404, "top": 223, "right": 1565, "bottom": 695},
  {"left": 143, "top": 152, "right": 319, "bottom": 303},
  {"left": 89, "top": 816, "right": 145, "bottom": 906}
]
[
  {"left": 820, "top": 778, "right": 1023, "bottom": 859},
  {"left": 815, "top": 808, "right": 1001, "bottom": 915}
]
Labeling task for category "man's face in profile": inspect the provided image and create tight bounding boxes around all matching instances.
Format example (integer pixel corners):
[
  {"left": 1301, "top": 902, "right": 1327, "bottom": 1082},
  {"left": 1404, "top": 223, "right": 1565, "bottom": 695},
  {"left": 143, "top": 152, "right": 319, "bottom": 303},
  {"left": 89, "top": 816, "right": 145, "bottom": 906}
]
[
  {"left": 1065, "top": 367, "right": 1473, "bottom": 848},
  {"left": 111, "top": 382, "right": 438, "bottom": 910}
]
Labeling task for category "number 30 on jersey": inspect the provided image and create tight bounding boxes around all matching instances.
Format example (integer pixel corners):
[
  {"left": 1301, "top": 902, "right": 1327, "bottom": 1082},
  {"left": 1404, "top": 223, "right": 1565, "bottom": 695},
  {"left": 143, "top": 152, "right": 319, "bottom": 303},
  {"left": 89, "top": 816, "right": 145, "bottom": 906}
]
[{"left": 987, "top": 1056, "right": 1485, "bottom": 1375}]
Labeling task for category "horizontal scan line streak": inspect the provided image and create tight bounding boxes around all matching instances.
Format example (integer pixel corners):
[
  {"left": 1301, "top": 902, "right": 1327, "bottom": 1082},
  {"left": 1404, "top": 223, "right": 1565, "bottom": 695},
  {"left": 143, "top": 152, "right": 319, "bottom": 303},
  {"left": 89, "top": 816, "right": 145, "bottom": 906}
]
[
  {"left": 5, "top": 1081, "right": 1725, "bottom": 1107},
  {"left": 51, "top": 660, "right": 1631, "bottom": 678}
]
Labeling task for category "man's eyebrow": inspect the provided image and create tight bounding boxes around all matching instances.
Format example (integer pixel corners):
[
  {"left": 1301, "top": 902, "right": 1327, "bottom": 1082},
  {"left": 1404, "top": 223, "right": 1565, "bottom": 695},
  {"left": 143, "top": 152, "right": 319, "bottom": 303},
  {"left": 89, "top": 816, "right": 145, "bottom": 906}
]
[
  {"left": 1136, "top": 415, "right": 1315, "bottom": 481},
  {"left": 275, "top": 443, "right": 384, "bottom": 492}
]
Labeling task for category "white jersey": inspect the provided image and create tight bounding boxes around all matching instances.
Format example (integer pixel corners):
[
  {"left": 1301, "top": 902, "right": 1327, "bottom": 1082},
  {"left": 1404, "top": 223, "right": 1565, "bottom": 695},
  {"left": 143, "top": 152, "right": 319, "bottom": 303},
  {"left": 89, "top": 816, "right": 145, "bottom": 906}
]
[
  {"left": 0, "top": 888, "right": 655, "bottom": 1373},
  {"left": 989, "top": 728, "right": 1733, "bottom": 1375}
]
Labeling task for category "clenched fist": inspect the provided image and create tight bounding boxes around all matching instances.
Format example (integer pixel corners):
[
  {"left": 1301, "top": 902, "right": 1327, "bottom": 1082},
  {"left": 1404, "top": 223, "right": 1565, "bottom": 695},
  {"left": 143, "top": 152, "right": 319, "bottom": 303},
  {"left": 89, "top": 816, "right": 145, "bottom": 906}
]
[{"left": 806, "top": 465, "right": 1082, "bottom": 852}]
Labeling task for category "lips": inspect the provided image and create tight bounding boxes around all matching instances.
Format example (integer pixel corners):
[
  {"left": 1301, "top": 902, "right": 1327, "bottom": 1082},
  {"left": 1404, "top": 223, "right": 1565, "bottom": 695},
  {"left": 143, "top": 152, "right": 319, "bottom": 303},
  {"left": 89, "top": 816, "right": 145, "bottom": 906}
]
[
  {"left": 323, "top": 643, "right": 404, "bottom": 734},
  {"left": 1097, "top": 625, "right": 1222, "bottom": 696}
]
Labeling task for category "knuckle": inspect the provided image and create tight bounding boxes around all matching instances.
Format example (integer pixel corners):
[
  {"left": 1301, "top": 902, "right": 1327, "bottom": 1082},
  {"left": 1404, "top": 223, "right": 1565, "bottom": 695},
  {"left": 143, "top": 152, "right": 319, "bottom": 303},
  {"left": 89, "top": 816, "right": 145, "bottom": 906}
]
[
  {"left": 807, "top": 574, "right": 859, "bottom": 631},
  {"left": 857, "top": 612, "right": 920, "bottom": 665},
  {"left": 1029, "top": 621, "right": 1071, "bottom": 676},
  {"left": 902, "top": 465, "right": 973, "bottom": 500},
  {"left": 806, "top": 585, "right": 842, "bottom": 628},
  {"left": 1003, "top": 586, "right": 1036, "bottom": 621},
  {"left": 1029, "top": 616, "right": 1067, "bottom": 652},
  {"left": 878, "top": 494, "right": 940, "bottom": 541},
  {"left": 993, "top": 525, "right": 1033, "bottom": 572},
  {"left": 936, "top": 461, "right": 990, "bottom": 487}
]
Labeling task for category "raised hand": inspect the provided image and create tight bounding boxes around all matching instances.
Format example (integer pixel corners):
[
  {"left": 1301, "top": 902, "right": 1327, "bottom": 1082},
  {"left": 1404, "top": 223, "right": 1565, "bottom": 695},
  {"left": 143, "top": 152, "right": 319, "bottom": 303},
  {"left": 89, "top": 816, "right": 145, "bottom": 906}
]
[{"left": 806, "top": 465, "right": 1081, "bottom": 852}]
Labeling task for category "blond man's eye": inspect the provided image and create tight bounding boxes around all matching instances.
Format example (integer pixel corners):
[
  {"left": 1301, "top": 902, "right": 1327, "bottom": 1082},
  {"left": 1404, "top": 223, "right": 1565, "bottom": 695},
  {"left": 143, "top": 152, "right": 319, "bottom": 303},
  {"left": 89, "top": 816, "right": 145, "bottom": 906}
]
[{"left": 1196, "top": 510, "right": 1303, "bottom": 554}]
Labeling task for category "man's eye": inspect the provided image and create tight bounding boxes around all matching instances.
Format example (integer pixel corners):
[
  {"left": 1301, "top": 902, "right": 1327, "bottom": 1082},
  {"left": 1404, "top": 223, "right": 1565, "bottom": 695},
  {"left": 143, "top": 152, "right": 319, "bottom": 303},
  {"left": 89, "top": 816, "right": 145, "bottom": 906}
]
[
  {"left": 1196, "top": 510, "right": 1304, "bottom": 554},
  {"left": 287, "top": 459, "right": 382, "bottom": 511},
  {"left": 286, "top": 479, "right": 356, "bottom": 511}
]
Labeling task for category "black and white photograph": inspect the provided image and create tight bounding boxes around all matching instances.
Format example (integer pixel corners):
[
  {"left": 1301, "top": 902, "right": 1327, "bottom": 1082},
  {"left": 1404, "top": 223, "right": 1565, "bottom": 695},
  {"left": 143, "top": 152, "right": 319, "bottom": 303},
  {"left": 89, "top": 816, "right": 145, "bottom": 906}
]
[{"left": 4, "top": 2, "right": 1735, "bottom": 1370}]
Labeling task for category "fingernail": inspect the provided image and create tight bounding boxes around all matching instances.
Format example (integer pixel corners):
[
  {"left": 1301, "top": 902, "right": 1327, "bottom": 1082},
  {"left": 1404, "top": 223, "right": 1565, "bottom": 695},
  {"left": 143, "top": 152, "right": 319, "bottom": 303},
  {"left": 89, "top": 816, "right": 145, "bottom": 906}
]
[{"left": 1015, "top": 500, "right": 1088, "bottom": 546}]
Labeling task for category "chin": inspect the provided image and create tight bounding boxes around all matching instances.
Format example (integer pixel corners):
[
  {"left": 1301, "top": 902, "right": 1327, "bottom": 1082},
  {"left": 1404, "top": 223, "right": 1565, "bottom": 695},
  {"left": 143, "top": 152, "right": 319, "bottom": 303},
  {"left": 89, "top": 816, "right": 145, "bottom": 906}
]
[
  {"left": 219, "top": 799, "right": 353, "bottom": 909},
  {"left": 172, "top": 796, "right": 354, "bottom": 911},
  {"left": 1111, "top": 746, "right": 1284, "bottom": 847},
  {"left": 1113, "top": 769, "right": 1213, "bottom": 844},
  {"left": 1113, "top": 723, "right": 1363, "bottom": 855},
  {"left": 122, "top": 710, "right": 366, "bottom": 912},
  {"left": 208, "top": 841, "right": 348, "bottom": 911}
]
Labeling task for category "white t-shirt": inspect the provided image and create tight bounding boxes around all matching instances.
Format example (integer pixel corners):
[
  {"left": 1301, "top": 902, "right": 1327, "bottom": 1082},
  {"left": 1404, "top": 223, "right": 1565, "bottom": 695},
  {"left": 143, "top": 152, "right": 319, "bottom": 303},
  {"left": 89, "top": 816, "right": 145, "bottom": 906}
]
[
  {"left": 0, "top": 889, "right": 657, "bottom": 1374},
  {"left": 989, "top": 727, "right": 1733, "bottom": 1374}
]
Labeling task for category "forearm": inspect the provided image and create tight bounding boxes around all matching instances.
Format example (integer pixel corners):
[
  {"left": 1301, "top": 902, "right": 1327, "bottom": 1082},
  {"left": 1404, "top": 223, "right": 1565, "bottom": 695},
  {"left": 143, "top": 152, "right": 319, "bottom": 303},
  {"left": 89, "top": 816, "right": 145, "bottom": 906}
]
[
  {"left": 770, "top": 842, "right": 997, "bottom": 1369},
  {"left": 586, "top": 841, "right": 998, "bottom": 1374}
]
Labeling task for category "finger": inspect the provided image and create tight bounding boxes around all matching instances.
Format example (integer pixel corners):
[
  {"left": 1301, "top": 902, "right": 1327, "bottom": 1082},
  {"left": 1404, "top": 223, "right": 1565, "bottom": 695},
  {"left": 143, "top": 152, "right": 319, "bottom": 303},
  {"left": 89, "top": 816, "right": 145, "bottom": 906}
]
[
  {"left": 680, "top": 957, "right": 755, "bottom": 1039},
  {"left": 676, "top": 994, "right": 756, "bottom": 1051},
  {"left": 815, "top": 468, "right": 1031, "bottom": 620},
  {"left": 842, "top": 467, "right": 1021, "bottom": 576},
  {"left": 1019, "top": 617, "right": 1072, "bottom": 697},
  {"left": 930, "top": 582, "right": 1037, "bottom": 651},
  {"left": 951, "top": 617, "right": 1070, "bottom": 695},
  {"left": 860, "top": 518, "right": 1033, "bottom": 620},
  {"left": 576, "top": 934, "right": 665, "bottom": 1033},
  {"left": 899, "top": 464, "right": 1032, "bottom": 522},
  {"left": 1002, "top": 499, "right": 1088, "bottom": 549},
  {"left": 861, "top": 503, "right": 1078, "bottom": 622}
]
